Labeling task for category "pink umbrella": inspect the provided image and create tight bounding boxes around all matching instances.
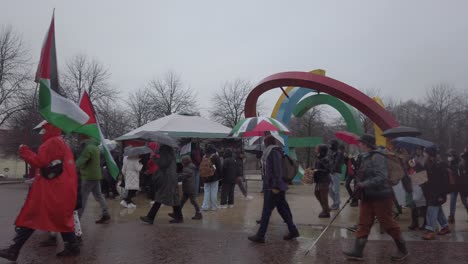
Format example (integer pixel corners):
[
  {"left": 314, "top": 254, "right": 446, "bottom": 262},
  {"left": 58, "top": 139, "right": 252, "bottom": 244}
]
[{"left": 335, "top": 131, "right": 360, "bottom": 145}]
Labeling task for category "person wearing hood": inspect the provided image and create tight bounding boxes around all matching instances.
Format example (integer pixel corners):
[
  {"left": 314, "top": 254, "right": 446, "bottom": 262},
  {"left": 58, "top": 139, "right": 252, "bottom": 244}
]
[
  {"left": 172, "top": 156, "right": 202, "bottom": 220},
  {"left": 220, "top": 148, "right": 238, "bottom": 208},
  {"left": 313, "top": 144, "right": 331, "bottom": 218},
  {"left": 328, "top": 139, "right": 344, "bottom": 210},
  {"left": 447, "top": 149, "right": 468, "bottom": 223},
  {"left": 248, "top": 135, "right": 299, "bottom": 243},
  {"left": 343, "top": 134, "right": 408, "bottom": 261},
  {"left": 120, "top": 154, "right": 143, "bottom": 208},
  {"left": 0, "top": 122, "right": 80, "bottom": 262},
  {"left": 76, "top": 135, "right": 111, "bottom": 224}
]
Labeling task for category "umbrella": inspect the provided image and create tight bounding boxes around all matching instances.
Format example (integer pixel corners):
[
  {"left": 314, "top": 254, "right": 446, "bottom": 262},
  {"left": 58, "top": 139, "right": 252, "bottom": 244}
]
[
  {"left": 335, "top": 131, "right": 359, "bottom": 145},
  {"left": 134, "top": 131, "right": 178, "bottom": 148},
  {"left": 382, "top": 126, "right": 421, "bottom": 138},
  {"left": 392, "top": 137, "right": 435, "bottom": 149},
  {"left": 229, "top": 117, "right": 290, "bottom": 138},
  {"left": 124, "top": 146, "right": 152, "bottom": 157},
  {"left": 248, "top": 131, "right": 285, "bottom": 146}
]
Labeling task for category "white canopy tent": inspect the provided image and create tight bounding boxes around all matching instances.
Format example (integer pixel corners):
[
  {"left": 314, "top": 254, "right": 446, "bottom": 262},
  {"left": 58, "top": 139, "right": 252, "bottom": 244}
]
[{"left": 115, "top": 114, "right": 232, "bottom": 140}]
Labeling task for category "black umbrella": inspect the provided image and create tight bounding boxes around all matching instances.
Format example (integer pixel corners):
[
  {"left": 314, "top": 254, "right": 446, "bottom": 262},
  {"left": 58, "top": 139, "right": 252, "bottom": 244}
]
[
  {"left": 124, "top": 146, "right": 152, "bottom": 157},
  {"left": 134, "top": 131, "right": 178, "bottom": 148},
  {"left": 382, "top": 126, "right": 421, "bottom": 138},
  {"left": 392, "top": 137, "right": 435, "bottom": 149}
]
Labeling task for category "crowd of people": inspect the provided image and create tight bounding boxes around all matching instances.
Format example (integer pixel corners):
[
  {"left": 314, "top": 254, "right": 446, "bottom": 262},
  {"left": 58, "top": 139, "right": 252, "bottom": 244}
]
[{"left": 1, "top": 120, "right": 468, "bottom": 262}]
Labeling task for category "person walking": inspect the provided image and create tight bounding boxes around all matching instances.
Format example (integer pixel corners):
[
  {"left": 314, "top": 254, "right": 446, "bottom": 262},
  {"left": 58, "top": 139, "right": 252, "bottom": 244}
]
[
  {"left": 407, "top": 159, "right": 427, "bottom": 230},
  {"left": 140, "top": 145, "right": 184, "bottom": 224},
  {"left": 120, "top": 154, "right": 143, "bottom": 208},
  {"left": 343, "top": 134, "right": 408, "bottom": 261},
  {"left": 328, "top": 140, "right": 344, "bottom": 210},
  {"left": 220, "top": 148, "right": 237, "bottom": 208},
  {"left": 313, "top": 144, "right": 331, "bottom": 218},
  {"left": 344, "top": 153, "right": 359, "bottom": 207},
  {"left": 173, "top": 156, "right": 202, "bottom": 220},
  {"left": 248, "top": 135, "right": 299, "bottom": 243},
  {"left": 421, "top": 146, "right": 451, "bottom": 240},
  {"left": 447, "top": 149, "right": 468, "bottom": 223},
  {"left": 0, "top": 122, "right": 80, "bottom": 262},
  {"left": 200, "top": 144, "right": 222, "bottom": 211},
  {"left": 460, "top": 145, "right": 468, "bottom": 219},
  {"left": 76, "top": 136, "right": 111, "bottom": 224},
  {"left": 235, "top": 151, "right": 253, "bottom": 200}
]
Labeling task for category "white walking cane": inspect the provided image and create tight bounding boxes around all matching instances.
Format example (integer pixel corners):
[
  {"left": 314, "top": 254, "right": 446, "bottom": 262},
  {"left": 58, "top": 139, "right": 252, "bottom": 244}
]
[{"left": 305, "top": 195, "right": 355, "bottom": 256}]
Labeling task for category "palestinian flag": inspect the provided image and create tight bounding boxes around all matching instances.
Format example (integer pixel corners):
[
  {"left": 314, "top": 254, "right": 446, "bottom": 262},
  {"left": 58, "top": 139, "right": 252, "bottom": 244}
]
[
  {"left": 35, "top": 13, "right": 89, "bottom": 133},
  {"left": 76, "top": 91, "right": 120, "bottom": 179}
]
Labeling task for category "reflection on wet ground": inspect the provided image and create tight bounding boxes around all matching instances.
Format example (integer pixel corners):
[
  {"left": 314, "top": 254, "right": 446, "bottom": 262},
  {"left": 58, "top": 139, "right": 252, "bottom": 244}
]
[{"left": 1, "top": 182, "right": 468, "bottom": 263}]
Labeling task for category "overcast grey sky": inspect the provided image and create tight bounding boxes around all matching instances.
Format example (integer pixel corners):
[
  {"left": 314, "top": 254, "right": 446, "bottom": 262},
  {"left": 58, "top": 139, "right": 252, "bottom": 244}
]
[{"left": 2, "top": 0, "right": 468, "bottom": 117}]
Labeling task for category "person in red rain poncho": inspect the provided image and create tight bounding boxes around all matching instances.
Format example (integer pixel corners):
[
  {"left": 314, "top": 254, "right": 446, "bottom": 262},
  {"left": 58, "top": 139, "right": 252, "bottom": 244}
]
[{"left": 0, "top": 121, "right": 80, "bottom": 262}]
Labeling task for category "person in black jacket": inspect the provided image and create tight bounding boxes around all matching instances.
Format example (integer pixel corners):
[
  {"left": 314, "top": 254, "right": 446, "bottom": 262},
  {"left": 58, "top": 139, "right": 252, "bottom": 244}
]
[
  {"left": 328, "top": 140, "right": 344, "bottom": 210},
  {"left": 200, "top": 145, "right": 222, "bottom": 211},
  {"left": 313, "top": 144, "right": 331, "bottom": 218},
  {"left": 220, "top": 149, "right": 237, "bottom": 208},
  {"left": 447, "top": 149, "right": 468, "bottom": 223}
]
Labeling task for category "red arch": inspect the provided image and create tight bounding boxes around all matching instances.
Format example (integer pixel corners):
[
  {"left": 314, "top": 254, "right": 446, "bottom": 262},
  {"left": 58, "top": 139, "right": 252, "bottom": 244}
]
[{"left": 245, "top": 72, "right": 399, "bottom": 131}]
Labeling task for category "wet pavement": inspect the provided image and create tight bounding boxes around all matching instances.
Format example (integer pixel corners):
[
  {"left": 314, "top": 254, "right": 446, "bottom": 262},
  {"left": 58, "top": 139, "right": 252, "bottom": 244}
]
[{"left": 1, "top": 182, "right": 468, "bottom": 263}]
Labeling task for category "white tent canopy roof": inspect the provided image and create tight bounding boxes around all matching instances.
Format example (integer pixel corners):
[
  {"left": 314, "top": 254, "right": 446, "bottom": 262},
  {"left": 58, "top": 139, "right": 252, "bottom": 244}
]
[{"left": 116, "top": 114, "right": 232, "bottom": 140}]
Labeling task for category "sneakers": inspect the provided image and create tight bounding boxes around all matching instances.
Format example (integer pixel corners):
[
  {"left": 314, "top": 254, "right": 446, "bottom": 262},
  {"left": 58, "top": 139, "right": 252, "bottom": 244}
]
[
  {"left": 192, "top": 212, "right": 202, "bottom": 220},
  {"left": 422, "top": 231, "right": 436, "bottom": 240},
  {"left": 219, "top": 205, "right": 228, "bottom": 209},
  {"left": 248, "top": 234, "right": 265, "bottom": 244},
  {"left": 437, "top": 226, "right": 451, "bottom": 236},
  {"left": 95, "top": 214, "right": 111, "bottom": 224},
  {"left": 228, "top": 205, "right": 234, "bottom": 209},
  {"left": 0, "top": 247, "right": 19, "bottom": 262},
  {"left": 127, "top": 203, "right": 137, "bottom": 209},
  {"left": 140, "top": 216, "right": 154, "bottom": 225},
  {"left": 245, "top": 195, "right": 254, "bottom": 200},
  {"left": 120, "top": 200, "right": 129, "bottom": 208}
]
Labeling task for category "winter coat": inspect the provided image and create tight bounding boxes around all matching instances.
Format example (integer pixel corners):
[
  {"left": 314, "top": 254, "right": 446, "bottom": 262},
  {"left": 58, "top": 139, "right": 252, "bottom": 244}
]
[
  {"left": 262, "top": 145, "right": 288, "bottom": 191},
  {"left": 422, "top": 159, "right": 449, "bottom": 206},
  {"left": 123, "top": 157, "right": 143, "bottom": 190},
  {"left": 222, "top": 150, "right": 238, "bottom": 184},
  {"left": 76, "top": 139, "right": 102, "bottom": 181},
  {"left": 314, "top": 153, "right": 331, "bottom": 183},
  {"left": 153, "top": 146, "right": 180, "bottom": 206},
  {"left": 355, "top": 150, "right": 393, "bottom": 200},
  {"left": 460, "top": 153, "right": 468, "bottom": 196},
  {"left": 201, "top": 154, "right": 222, "bottom": 183},
  {"left": 16, "top": 124, "right": 77, "bottom": 232},
  {"left": 329, "top": 150, "right": 345, "bottom": 174},
  {"left": 181, "top": 163, "right": 196, "bottom": 194}
]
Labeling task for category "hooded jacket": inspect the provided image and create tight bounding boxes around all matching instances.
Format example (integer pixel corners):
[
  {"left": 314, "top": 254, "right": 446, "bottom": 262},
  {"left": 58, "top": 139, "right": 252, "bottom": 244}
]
[
  {"left": 222, "top": 149, "right": 238, "bottom": 184},
  {"left": 355, "top": 149, "right": 393, "bottom": 200},
  {"left": 76, "top": 138, "right": 102, "bottom": 181},
  {"left": 314, "top": 145, "right": 331, "bottom": 183}
]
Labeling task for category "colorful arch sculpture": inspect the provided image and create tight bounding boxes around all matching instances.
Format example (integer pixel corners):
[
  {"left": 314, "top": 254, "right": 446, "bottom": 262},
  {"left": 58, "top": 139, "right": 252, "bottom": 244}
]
[
  {"left": 293, "top": 94, "right": 364, "bottom": 136},
  {"left": 245, "top": 72, "right": 399, "bottom": 130}
]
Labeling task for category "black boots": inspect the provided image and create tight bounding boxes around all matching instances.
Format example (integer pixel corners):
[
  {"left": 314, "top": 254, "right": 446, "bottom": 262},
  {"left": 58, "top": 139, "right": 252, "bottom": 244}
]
[
  {"left": 343, "top": 237, "right": 367, "bottom": 260},
  {"left": 283, "top": 230, "right": 300, "bottom": 241},
  {"left": 57, "top": 238, "right": 80, "bottom": 257},
  {"left": 140, "top": 216, "right": 154, "bottom": 225},
  {"left": 192, "top": 212, "right": 202, "bottom": 220},
  {"left": 0, "top": 246, "right": 20, "bottom": 262},
  {"left": 318, "top": 211, "right": 331, "bottom": 218},
  {"left": 95, "top": 214, "right": 111, "bottom": 224},
  {"left": 391, "top": 239, "right": 409, "bottom": 261},
  {"left": 248, "top": 234, "right": 265, "bottom": 244},
  {"left": 408, "top": 209, "right": 419, "bottom": 230}
]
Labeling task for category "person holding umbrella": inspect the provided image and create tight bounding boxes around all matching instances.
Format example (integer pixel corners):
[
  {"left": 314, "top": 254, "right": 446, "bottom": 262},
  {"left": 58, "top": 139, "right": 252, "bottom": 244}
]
[
  {"left": 343, "top": 134, "right": 408, "bottom": 261},
  {"left": 313, "top": 144, "right": 331, "bottom": 218}
]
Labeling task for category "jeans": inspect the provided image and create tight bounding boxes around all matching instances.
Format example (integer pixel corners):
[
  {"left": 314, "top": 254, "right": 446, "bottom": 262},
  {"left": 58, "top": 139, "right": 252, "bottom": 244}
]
[
  {"left": 449, "top": 192, "right": 468, "bottom": 216},
  {"left": 329, "top": 173, "right": 341, "bottom": 207},
  {"left": 426, "top": 205, "right": 449, "bottom": 231},
  {"left": 79, "top": 180, "right": 109, "bottom": 218},
  {"left": 257, "top": 190, "right": 298, "bottom": 238},
  {"left": 221, "top": 183, "right": 235, "bottom": 205},
  {"left": 181, "top": 193, "right": 201, "bottom": 213},
  {"left": 201, "top": 181, "right": 219, "bottom": 210}
]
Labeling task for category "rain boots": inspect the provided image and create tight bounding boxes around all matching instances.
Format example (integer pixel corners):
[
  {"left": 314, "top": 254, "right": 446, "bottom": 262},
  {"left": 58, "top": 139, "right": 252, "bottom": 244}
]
[
  {"left": 343, "top": 237, "right": 367, "bottom": 261},
  {"left": 0, "top": 246, "right": 19, "bottom": 262},
  {"left": 391, "top": 239, "right": 409, "bottom": 261}
]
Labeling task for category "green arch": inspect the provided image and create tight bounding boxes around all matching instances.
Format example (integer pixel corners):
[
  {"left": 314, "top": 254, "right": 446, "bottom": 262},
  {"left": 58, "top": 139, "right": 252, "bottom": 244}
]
[{"left": 293, "top": 94, "right": 364, "bottom": 136}]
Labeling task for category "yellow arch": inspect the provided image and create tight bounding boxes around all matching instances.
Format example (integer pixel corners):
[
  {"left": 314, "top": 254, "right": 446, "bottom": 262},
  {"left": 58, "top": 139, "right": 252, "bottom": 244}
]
[
  {"left": 270, "top": 69, "right": 326, "bottom": 118},
  {"left": 373, "top": 97, "right": 387, "bottom": 147}
]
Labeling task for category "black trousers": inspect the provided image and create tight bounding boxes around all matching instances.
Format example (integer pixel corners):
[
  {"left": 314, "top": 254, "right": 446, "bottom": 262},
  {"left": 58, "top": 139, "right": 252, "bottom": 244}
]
[
  {"left": 147, "top": 202, "right": 183, "bottom": 221},
  {"left": 10, "top": 227, "right": 75, "bottom": 251},
  {"left": 257, "top": 190, "right": 297, "bottom": 238},
  {"left": 221, "top": 183, "right": 235, "bottom": 205},
  {"left": 124, "top": 190, "right": 137, "bottom": 204},
  {"left": 180, "top": 193, "right": 201, "bottom": 213}
]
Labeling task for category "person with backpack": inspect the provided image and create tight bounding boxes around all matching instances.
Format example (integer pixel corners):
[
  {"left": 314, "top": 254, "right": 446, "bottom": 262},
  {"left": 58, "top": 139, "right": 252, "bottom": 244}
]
[
  {"left": 447, "top": 149, "right": 468, "bottom": 224},
  {"left": 248, "top": 135, "right": 299, "bottom": 243},
  {"left": 313, "top": 144, "right": 331, "bottom": 218},
  {"left": 200, "top": 144, "right": 222, "bottom": 211},
  {"left": 220, "top": 148, "right": 238, "bottom": 208},
  {"left": 421, "top": 146, "right": 451, "bottom": 240},
  {"left": 328, "top": 140, "right": 344, "bottom": 210},
  {"left": 343, "top": 134, "right": 408, "bottom": 261}
]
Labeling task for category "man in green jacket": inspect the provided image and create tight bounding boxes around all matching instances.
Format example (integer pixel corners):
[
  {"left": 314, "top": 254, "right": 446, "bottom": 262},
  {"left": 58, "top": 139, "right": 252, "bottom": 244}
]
[{"left": 76, "top": 136, "right": 110, "bottom": 224}]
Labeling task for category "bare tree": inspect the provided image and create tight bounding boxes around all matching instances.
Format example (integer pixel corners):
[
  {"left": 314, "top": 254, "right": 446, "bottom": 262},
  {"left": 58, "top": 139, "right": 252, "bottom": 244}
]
[
  {"left": 61, "top": 54, "right": 116, "bottom": 104},
  {"left": 97, "top": 97, "right": 132, "bottom": 139},
  {"left": 147, "top": 71, "right": 198, "bottom": 116},
  {"left": 210, "top": 79, "right": 251, "bottom": 128},
  {"left": 126, "top": 88, "right": 157, "bottom": 128},
  {"left": 0, "top": 26, "right": 32, "bottom": 126}
]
